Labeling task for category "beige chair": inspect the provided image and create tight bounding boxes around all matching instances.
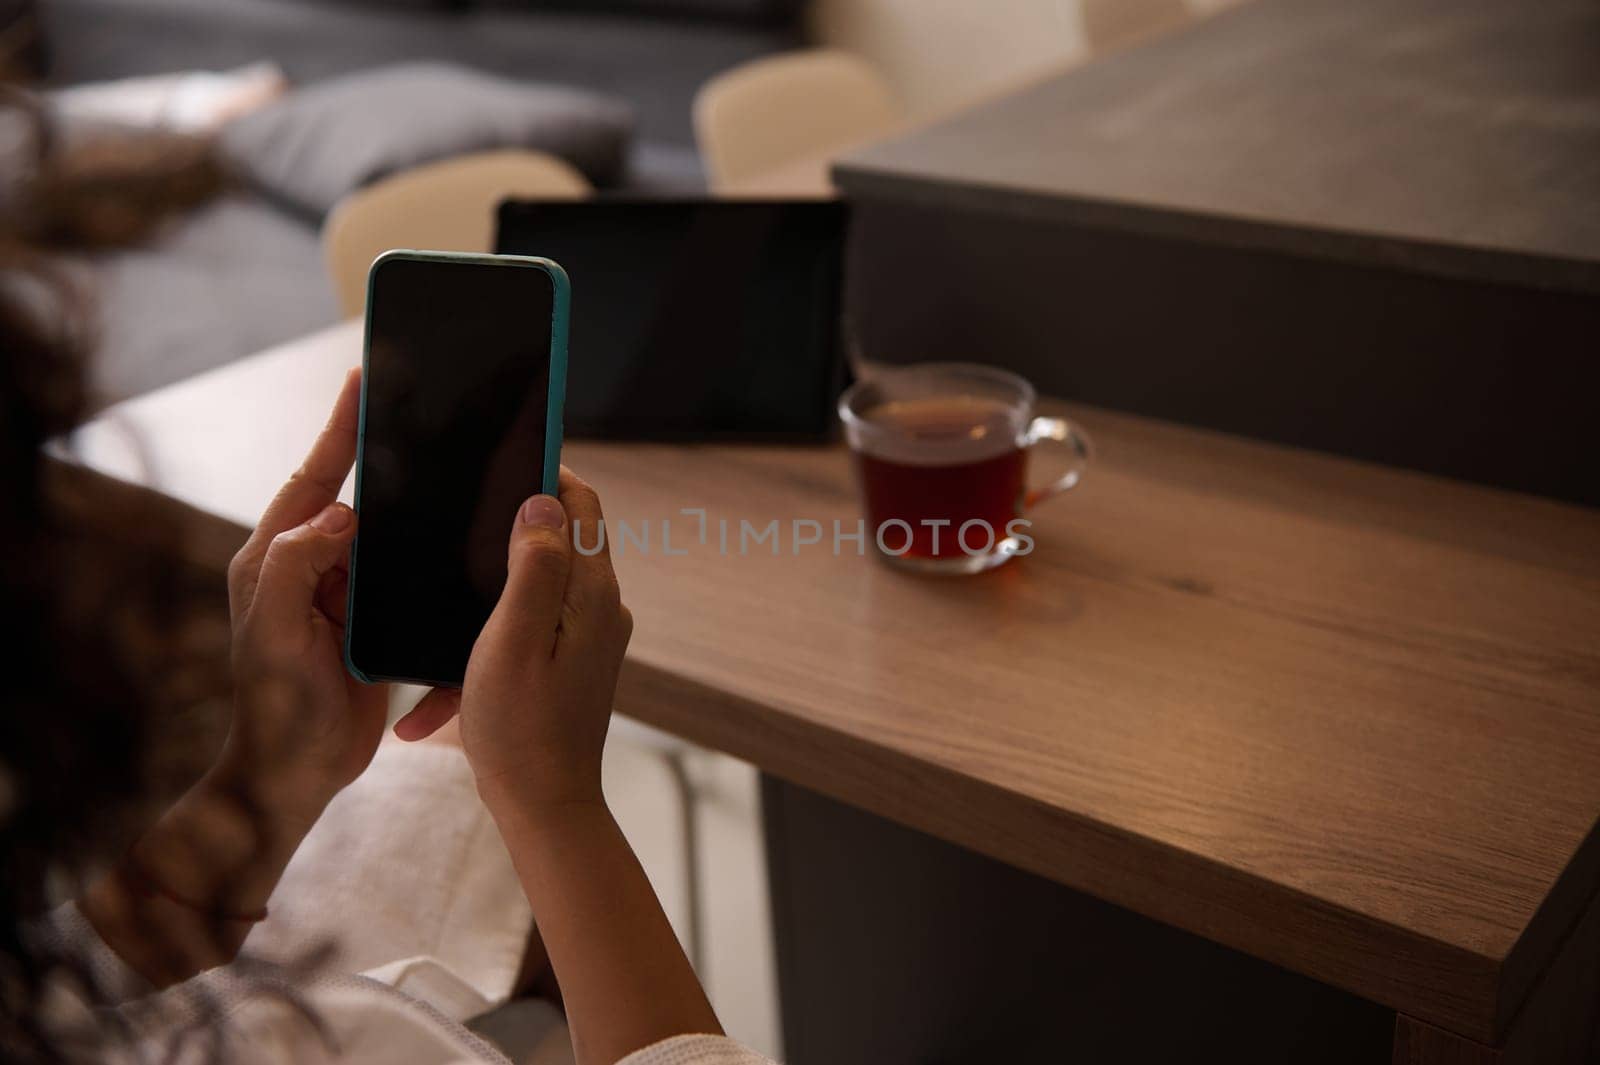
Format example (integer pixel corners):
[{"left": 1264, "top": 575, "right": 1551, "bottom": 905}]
[
  {"left": 693, "top": 48, "right": 902, "bottom": 192},
  {"left": 321, "top": 149, "right": 591, "bottom": 318},
  {"left": 1082, "top": 0, "right": 1192, "bottom": 55}
]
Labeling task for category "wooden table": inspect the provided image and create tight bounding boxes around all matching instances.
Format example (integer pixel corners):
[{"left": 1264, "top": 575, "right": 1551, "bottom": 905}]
[
  {"left": 831, "top": 0, "right": 1600, "bottom": 507},
  {"left": 836, "top": 0, "right": 1600, "bottom": 293},
  {"left": 61, "top": 323, "right": 1600, "bottom": 1063}
]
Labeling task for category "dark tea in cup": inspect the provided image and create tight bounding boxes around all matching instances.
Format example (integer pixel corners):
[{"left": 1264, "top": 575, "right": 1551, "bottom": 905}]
[
  {"left": 840, "top": 364, "right": 1090, "bottom": 574},
  {"left": 854, "top": 396, "right": 1027, "bottom": 560}
]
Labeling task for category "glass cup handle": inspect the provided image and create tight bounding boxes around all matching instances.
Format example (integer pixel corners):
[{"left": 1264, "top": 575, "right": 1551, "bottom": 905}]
[{"left": 1021, "top": 416, "right": 1093, "bottom": 508}]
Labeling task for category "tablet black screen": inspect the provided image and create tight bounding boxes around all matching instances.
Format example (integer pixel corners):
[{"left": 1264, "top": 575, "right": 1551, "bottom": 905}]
[{"left": 496, "top": 200, "right": 847, "bottom": 440}]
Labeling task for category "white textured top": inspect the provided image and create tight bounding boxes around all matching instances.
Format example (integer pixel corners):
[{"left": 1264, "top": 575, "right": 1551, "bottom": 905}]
[{"left": 37, "top": 741, "right": 774, "bottom": 1065}]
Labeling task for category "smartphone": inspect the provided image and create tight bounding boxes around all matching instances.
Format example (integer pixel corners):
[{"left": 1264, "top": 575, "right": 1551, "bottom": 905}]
[{"left": 344, "top": 250, "right": 569, "bottom": 688}]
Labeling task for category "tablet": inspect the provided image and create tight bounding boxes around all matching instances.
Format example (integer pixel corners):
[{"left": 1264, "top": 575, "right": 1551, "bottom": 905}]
[{"left": 495, "top": 199, "right": 849, "bottom": 441}]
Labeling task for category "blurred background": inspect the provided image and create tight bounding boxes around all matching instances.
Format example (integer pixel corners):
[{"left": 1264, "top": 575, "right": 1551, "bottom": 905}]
[{"left": 13, "top": 0, "right": 1244, "bottom": 407}]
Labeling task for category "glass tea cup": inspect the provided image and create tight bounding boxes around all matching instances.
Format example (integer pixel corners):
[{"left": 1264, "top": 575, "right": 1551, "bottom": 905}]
[{"left": 838, "top": 363, "right": 1091, "bottom": 575}]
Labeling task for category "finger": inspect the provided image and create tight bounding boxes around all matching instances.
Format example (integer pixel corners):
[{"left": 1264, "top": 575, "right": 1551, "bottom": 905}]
[
  {"left": 246, "top": 503, "right": 357, "bottom": 635},
  {"left": 315, "top": 563, "right": 349, "bottom": 628},
  {"left": 230, "top": 369, "right": 361, "bottom": 619},
  {"left": 558, "top": 468, "right": 623, "bottom": 635},
  {"left": 260, "top": 366, "right": 362, "bottom": 533},
  {"left": 482, "top": 493, "right": 572, "bottom": 659},
  {"left": 394, "top": 688, "right": 462, "bottom": 742}
]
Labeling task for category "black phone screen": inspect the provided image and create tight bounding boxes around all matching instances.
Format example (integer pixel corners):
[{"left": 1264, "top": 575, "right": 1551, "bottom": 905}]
[{"left": 347, "top": 255, "right": 556, "bottom": 687}]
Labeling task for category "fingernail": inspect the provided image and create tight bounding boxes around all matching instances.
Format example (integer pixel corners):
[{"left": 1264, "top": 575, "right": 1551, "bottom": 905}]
[
  {"left": 519, "top": 495, "right": 565, "bottom": 529},
  {"left": 311, "top": 503, "right": 351, "bottom": 533}
]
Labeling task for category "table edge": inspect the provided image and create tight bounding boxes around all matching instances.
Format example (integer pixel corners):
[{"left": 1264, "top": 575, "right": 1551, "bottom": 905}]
[
  {"left": 617, "top": 651, "right": 1592, "bottom": 1044},
  {"left": 831, "top": 159, "right": 1600, "bottom": 298}
]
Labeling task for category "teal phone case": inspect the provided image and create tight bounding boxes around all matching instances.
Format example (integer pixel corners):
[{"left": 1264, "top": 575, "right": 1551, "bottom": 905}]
[{"left": 343, "top": 249, "right": 570, "bottom": 687}]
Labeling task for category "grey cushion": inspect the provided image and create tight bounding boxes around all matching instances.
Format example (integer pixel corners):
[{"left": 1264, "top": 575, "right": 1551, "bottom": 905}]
[
  {"left": 623, "top": 141, "right": 707, "bottom": 194},
  {"left": 74, "top": 136, "right": 701, "bottom": 405},
  {"left": 43, "top": 0, "right": 798, "bottom": 146},
  {"left": 479, "top": 0, "right": 802, "bottom": 24},
  {"left": 218, "top": 62, "right": 634, "bottom": 216},
  {"left": 77, "top": 194, "right": 338, "bottom": 404}
]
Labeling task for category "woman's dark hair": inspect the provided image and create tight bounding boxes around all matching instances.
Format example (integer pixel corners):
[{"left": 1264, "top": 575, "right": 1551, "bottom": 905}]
[{"left": 0, "top": 90, "right": 240, "bottom": 1062}]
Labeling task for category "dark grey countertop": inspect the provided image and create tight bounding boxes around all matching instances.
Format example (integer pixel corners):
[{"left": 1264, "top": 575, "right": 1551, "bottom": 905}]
[{"left": 835, "top": 0, "right": 1600, "bottom": 294}]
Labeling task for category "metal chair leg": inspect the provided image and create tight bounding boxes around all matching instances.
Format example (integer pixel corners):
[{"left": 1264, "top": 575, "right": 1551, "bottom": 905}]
[{"left": 662, "top": 748, "right": 705, "bottom": 974}]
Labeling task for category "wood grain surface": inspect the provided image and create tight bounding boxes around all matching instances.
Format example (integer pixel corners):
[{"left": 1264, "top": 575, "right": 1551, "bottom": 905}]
[
  {"left": 1395, "top": 879, "right": 1600, "bottom": 1062},
  {"left": 62, "top": 324, "right": 1600, "bottom": 1045},
  {"left": 834, "top": 0, "right": 1600, "bottom": 296},
  {"left": 583, "top": 406, "right": 1600, "bottom": 1045}
]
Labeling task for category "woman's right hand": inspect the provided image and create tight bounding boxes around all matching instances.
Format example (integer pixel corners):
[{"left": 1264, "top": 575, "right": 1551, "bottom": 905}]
[
  {"left": 394, "top": 467, "right": 632, "bottom": 811},
  {"left": 399, "top": 469, "right": 724, "bottom": 1065}
]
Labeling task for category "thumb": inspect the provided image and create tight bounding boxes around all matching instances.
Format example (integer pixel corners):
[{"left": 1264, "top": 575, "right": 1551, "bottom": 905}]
[
  {"left": 481, "top": 494, "right": 572, "bottom": 658},
  {"left": 393, "top": 687, "right": 461, "bottom": 742},
  {"left": 249, "top": 503, "right": 358, "bottom": 632}
]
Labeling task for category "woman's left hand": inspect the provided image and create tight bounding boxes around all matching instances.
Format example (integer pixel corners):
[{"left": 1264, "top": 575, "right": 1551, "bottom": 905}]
[
  {"left": 80, "top": 370, "right": 385, "bottom": 985},
  {"left": 220, "top": 368, "right": 387, "bottom": 829}
]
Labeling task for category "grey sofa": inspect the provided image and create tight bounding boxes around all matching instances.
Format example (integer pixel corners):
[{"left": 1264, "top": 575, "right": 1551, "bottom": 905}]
[{"left": 42, "top": 0, "right": 800, "bottom": 401}]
